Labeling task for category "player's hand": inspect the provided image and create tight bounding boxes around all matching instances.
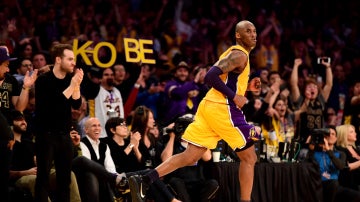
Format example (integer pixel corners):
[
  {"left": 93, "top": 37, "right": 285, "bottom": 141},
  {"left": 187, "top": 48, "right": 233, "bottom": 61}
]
[
  {"left": 254, "top": 126, "right": 262, "bottom": 135},
  {"left": 233, "top": 94, "right": 248, "bottom": 109},
  {"left": 247, "top": 77, "right": 261, "bottom": 92}
]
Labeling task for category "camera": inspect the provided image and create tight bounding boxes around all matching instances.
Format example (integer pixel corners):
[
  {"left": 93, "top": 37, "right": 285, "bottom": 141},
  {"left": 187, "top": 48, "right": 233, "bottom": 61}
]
[
  {"left": 165, "top": 114, "right": 194, "bottom": 137},
  {"left": 317, "top": 57, "right": 331, "bottom": 64},
  {"left": 310, "top": 128, "right": 331, "bottom": 145}
]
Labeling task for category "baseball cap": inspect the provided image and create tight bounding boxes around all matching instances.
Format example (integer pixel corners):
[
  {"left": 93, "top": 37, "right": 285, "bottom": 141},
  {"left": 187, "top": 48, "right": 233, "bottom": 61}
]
[
  {"left": 176, "top": 61, "right": 190, "bottom": 71},
  {"left": 0, "top": 47, "right": 17, "bottom": 63}
]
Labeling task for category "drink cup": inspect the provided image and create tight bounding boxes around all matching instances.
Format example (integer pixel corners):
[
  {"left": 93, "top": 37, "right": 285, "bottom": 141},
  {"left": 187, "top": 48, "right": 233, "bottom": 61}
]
[{"left": 212, "top": 151, "right": 221, "bottom": 162}]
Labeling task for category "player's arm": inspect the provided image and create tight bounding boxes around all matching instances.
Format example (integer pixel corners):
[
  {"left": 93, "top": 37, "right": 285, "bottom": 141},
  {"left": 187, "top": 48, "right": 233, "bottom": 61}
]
[
  {"left": 204, "top": 50, "right": 246, "bottom": 100},
  {"left": 215, "top": 50, "right": 247, "bottom": 74}
]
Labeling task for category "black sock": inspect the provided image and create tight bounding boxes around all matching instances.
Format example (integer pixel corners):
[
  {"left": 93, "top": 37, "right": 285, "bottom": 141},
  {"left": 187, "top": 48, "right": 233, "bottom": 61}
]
[
  {"left": 240, "top": 200, "right": 251, "bottom": 202},
  {"left": 145, "top": 169, "right": 159, "bottom": 184}
]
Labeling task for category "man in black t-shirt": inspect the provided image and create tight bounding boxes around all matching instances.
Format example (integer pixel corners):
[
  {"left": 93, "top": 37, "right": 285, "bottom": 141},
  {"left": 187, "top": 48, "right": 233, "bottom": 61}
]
[{"left": 34, "top": 44, "right": 83, "bottom": 202}]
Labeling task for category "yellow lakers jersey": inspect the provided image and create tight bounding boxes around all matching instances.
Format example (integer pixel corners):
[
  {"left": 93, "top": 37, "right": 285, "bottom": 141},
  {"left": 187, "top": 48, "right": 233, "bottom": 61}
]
[{"left": 204, "top": 45, "right": 250, "bottom": 104}]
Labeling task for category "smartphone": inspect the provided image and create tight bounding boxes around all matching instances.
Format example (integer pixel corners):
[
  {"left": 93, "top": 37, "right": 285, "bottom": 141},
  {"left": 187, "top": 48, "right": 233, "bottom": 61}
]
[
  {"left": 317, "top": 57, "right": 331, "bottom": 64},
  {"left": 317, "top": 76, "right": 322, "bottom": 83}
]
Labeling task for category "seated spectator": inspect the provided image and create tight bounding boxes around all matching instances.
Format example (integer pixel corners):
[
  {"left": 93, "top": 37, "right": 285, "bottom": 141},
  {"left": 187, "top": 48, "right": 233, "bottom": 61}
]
[
  {"left": 336, "top": 124, "right": 360, "bottom": 191},
  {"left": 76, "top": 117, "right": 125, "bottom": 202},
  {"left": 161, "top": 114, "right": 219, "bottom": 202},
  {"left": 102, "top": 117, "right": 179, "bottom": 202},
  {"left": 343, "top": 80, "right": 360, "bottom": 144},
  {"left": 306, "top": 125, "right": 360, "bottom": 202},
  {"left": 70, "top": 124, "right": 129, "bottom": 202},
  {"left": 8, "top": 110, "right": 81, "bottom": 202},
  {"left": 103, "top": 117, "right": 142, "bottom": 173},
  {"left": 130, "top": 105, "right": 163, "bottom": 170}
]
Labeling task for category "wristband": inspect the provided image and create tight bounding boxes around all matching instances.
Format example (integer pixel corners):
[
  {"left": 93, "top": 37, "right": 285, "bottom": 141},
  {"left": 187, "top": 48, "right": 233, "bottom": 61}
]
[
  {"left": 134, "top": 83, "right": 141, "bottom": 88},
  {"left": 22, "top": 86, "right": 30, "bottom": 91}
]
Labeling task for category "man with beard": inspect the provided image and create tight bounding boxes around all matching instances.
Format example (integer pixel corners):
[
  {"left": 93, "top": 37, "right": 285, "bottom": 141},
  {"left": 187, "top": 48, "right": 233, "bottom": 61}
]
[
  {"left": 161, "top": 61, "right": 208, "bottom": 125},
  {"left": 83, "top": 67, "right": 124, "bottom": 137},
  {"left": 34, "top": 44, "right": 84, "bottom": 202},
  {"left": 0, "top": 45, "right": 37, "bottom": 202},
  {"left": 9, "top": 110, "right": 81, "bottom": 202}
]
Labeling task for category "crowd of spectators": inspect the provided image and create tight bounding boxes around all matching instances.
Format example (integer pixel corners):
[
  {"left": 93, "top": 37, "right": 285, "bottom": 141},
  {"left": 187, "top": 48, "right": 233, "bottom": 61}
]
[{"left": 2, "top": 0, "right": 360, "bottom": 201}]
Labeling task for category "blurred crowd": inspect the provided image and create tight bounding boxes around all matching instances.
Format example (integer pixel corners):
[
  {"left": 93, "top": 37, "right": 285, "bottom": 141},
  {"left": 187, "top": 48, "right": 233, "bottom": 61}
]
[{"left": 3, "top": 0, "right": 360, "bottom": 201}]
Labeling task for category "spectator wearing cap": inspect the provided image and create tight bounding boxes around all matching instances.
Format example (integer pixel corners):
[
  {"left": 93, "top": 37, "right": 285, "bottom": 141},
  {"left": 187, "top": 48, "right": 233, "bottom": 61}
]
[
  {"left": 160, "top": 61, "right": 207, "bottom": 125},
  {"left": 1, "top": 44, "right": 13, "bottom": 202},
  {"left": 0, "top": 46, "right": 38, "bottom": 124}
]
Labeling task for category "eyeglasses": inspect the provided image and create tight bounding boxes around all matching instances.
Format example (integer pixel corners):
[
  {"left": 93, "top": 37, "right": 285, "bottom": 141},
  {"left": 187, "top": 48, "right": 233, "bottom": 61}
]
[
  {"left": 22, "top": 64, "right": 33, "bottom": 67},
  {"left": 119, "top": 122, "right": 127, "bottom": 127}
]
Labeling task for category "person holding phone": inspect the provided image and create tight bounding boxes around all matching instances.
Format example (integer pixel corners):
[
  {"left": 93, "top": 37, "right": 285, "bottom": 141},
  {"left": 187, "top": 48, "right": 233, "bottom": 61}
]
[{"left": 289, "top": 57, "right": 333, "bottom": 148}]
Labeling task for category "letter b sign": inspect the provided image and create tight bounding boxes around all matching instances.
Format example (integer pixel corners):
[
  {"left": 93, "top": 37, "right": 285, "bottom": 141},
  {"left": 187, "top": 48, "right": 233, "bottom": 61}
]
[{"left": 124, "top": 38, "right": 155, "bottom": 64}]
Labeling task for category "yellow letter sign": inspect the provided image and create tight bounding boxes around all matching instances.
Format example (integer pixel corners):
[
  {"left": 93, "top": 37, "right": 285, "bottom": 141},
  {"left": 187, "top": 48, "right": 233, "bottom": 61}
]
[
  {"left": 124, "top": 38, "right": 155, "bottom": 64},
  {"left": 73, "top": 39, "right": 116, "bottom": 68}
]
